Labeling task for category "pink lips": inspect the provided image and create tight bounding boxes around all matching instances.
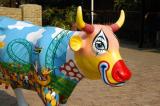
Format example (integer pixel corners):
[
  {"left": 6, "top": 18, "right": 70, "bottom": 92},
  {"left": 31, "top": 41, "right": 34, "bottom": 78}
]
[{"left": 112, "top": 60, "right": 132, "bottom": 82}]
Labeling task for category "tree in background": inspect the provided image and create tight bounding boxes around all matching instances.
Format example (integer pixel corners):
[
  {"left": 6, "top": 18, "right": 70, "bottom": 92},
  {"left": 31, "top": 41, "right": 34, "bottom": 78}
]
[
  {"left": 114, "top": 0, "right": 141, "bottom": 11},
  {"left": 27, "top": 0, "right": 82, "bottom": 9},
  {"left": 0, "top": 0, "right": 13, "bottom": 7},
  {"left": 26, "top": 0, "right": 79, "bottom": 29},
  {"left": 0, "top": 0, "right": 22, "bottom": 7},
  {"left": 0, "top": 0, "right": 78, "bottom": 29},
  {"left": 42, "top": 6, "right": 77, "bottom": 29}
]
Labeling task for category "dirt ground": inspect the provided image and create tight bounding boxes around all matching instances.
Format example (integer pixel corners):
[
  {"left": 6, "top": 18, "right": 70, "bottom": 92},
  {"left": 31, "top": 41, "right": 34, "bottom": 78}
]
[{"left": 0, "top": 45, "right": 160, "bottom": 106}]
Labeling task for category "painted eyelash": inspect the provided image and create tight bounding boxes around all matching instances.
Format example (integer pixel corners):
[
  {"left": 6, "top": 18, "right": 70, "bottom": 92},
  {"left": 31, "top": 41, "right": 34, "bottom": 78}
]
[
  {"left": 97, "top": 48, "right": 107, "bottom": 52},
  {"left": 96, "top": 50, "right": 105, "bottom": 54},
  {"left": 96, "top": 38, "right": 105, "bottom": 42},
  {"left": 96, "top": 49, "right": 106, "bottom": 55}
]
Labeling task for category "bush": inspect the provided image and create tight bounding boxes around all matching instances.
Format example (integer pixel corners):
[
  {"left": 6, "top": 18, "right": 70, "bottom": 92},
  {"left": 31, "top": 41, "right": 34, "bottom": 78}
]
[
  {"left": 42, "top": 6, "right": 76, "bottom": 30},
  {"left": 114, "top": 0, "right": 141, "bottom": 11}
]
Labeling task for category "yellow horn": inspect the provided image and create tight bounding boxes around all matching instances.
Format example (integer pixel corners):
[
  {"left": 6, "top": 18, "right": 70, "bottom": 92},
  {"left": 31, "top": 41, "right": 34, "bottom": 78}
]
[
  {"left": 111, "top": 10, "right": 125, "bottom": 32},
  {"left": 116, "top": 10, "right": 125, "bottom": 28},
  {"left": 76, "top": 6, "right": 86, "bottom": 30}
]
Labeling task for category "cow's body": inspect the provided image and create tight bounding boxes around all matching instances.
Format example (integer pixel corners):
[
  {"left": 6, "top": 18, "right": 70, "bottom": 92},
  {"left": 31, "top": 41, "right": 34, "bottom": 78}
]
[
  {"left": 0, "top": 16, "right": 81, "bottom": 105},
  {"left": 0, "top": 6, "right": 132, "bottom": 106}
]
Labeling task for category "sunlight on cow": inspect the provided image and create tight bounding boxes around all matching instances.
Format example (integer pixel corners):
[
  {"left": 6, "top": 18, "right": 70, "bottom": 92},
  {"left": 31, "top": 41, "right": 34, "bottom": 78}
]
[{"left": 0, "top": 6, "right": 131, "bottom": 106}]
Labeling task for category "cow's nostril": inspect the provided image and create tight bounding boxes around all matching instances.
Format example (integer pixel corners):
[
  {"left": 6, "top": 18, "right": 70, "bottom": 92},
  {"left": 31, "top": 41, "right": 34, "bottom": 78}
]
[
  {"left": 99, "top": 62, "right": 109, "bottom": 72},
  {"left": 101, "top": 65, "right": 107, "bottom": 69}
]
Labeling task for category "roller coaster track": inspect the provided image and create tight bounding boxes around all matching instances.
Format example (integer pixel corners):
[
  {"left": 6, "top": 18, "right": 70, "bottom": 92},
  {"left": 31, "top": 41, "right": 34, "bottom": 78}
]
[
  {"left": 45, "top": 30, "right": 69, "bottom": 71},
  {"left": 7, "top": 39, "right": 32, "bottom": 65}
]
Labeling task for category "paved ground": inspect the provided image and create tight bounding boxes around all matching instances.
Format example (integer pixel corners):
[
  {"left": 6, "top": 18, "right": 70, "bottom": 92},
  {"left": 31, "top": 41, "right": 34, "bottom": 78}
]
[{"left": 0, "top": 44, "right": 160, "bottom": 106}]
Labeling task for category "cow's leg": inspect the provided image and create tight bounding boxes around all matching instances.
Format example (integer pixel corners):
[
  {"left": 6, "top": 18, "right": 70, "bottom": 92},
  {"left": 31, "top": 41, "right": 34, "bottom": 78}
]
[
  {"left": 14, "top": 88, "right": 28, "bottom": 106},
  {"left": 60, "top": 104, "right": 67, "bottom": 106}
]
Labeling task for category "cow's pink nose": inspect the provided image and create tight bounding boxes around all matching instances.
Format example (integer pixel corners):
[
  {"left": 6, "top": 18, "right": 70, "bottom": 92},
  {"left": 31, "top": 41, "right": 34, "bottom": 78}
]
[{"left": 112, "top": 60, "right": 131, "bottom": 82}]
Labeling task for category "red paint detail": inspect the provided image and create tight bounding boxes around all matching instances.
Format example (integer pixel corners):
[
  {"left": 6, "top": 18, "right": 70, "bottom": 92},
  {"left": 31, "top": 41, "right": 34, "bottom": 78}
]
[
  {"left": 5, "top": 85, "right": 8, "bottom": 89},
  {"left": 83, "top": 24, "right": 94, "bottom": 34},
  {"left": 110, "top": 24, "right": 119, "bottom": 32},
  {"left": 60, "top": 60, "right": 84, "bottom": 81},
  {"left": 112, "top": 60, "right": 132, "bottom": 82}
]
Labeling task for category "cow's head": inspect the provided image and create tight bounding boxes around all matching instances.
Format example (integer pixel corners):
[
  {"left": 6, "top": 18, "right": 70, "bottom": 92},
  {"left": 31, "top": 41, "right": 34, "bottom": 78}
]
[{"left": 69, "top": 6, "right": 131, "bottom": 86}]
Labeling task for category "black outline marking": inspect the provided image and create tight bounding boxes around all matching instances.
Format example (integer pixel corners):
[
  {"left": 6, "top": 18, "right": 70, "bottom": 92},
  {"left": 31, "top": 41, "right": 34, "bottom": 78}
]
[{"left": 92, "top": 30, "right": 109, "bottom": 55}]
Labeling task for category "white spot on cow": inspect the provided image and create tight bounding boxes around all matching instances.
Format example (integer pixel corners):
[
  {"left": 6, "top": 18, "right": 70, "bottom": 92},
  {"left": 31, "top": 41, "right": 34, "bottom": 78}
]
[
  {"left": 77, "top": 74, "right": 82, "bottom": 78},
  {"left": 61, "top": 70, "right": 67, "bottom": 75},
  {"left": 51, "top": 92, "right": 56, "bottom": 97},
  {"left": 73, "top": 68, "right": 79, "bottom": 73},
  {"left": 61, "top": 65, "right": 64, "bottom": 68},
  {"left": 69, "top": 61, "right": 75, "bottom": 67},
  {"left": 25, "top": 76, "right": 28, "bottom": 80},
  {"left": 51, "top": 28, "right": 63, "bottom": 39},
  {"left": 0, "top": 35, "right": 6, "bottom": 41},
  {"left": 66, "top": 46, "right": 74, "bottom": 62},
  {"left": 68, "top": 72, "right": 75, "bottom": 76},
  {"left": 65, "top": 65, "right": 71, "bottom": 71},
  {"left": 26, "top": 28, "right": 45, "bottom": 44},
  {"left": 8, "top": 21, "right": 33, "bottom": 30},
  {"left": 70, "top": 77, "right": 75, "bottom": 80},
  {"left": 75, "top": 78, "right": 79, "bottom": 81}
]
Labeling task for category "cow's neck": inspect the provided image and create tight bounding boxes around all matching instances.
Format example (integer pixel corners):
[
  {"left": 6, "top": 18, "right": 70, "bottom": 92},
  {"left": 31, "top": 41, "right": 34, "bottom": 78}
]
[
  {"left": 47, "top": 30, "right": 84, "bottom": 104},
  {"left": 58, "top": 31, "right": 84, "bottom": 82}
]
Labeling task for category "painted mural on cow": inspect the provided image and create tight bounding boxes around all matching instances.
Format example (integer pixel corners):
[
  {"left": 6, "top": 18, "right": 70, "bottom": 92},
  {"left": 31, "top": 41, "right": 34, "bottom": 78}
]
[{"left": 0, "top": 6, "right": 132, "bottom": 106}]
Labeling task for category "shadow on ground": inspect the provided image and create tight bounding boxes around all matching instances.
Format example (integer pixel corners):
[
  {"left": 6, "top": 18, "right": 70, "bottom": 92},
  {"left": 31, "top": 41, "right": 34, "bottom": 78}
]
[{"left": 0, "top": 90, "right": 17, "bottom": 106}]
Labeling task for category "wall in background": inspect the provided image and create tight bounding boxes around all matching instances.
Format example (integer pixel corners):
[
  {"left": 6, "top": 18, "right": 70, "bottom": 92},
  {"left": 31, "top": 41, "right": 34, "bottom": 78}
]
[{"left": 0, "top": 4, "right": 42, "bottom": 26}]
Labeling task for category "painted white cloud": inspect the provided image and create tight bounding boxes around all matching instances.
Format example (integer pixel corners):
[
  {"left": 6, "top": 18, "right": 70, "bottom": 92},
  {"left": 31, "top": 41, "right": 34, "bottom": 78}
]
[
  {"left": 0, "top": 35, "right": 6, "bottom": 41},
  {"left": 8, "top": 21, "right": 33, "bottom": 30},
  {"left": 51, "top": 28, "right": 63, "bottom": 39},
  {"left": 26, "top": 28, "right": 46, "bottom": 44}
]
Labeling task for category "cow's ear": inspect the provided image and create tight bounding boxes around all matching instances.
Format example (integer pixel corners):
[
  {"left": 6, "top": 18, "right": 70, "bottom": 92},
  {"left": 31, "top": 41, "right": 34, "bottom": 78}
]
[{"left": 69, "top": 35, "right": 83, "bottom": 51}]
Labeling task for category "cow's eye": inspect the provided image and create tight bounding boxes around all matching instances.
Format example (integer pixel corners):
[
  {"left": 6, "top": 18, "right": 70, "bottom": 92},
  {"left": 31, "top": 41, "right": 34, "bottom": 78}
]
[{"left": 92, "top": 30, "right": 108, "bottom": 55}]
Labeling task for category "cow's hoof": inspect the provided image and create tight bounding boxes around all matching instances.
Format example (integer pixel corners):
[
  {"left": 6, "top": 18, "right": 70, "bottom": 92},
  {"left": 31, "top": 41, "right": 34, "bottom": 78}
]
[
  {"left": 18, "top": 103, "right": 29, "bottom": 106},
  {"left": 60, "top": 104, "right": 67, "bottom": 106}
]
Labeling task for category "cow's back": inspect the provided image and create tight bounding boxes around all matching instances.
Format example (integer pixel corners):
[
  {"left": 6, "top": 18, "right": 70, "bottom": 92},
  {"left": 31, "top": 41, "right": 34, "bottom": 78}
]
[
  {"left": 0, "top": 17, "right": 60, "bottom": 88},
  {"left": 0, "top": 16, "right": 75, "bottom": 84},
  {"left": 0, "top": 17, "right": 55, "bottom": 64}
]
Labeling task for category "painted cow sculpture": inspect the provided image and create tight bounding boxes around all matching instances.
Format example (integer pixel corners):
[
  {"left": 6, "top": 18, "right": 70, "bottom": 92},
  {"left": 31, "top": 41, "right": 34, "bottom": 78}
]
[{"left": 0, "top": 6, "right": 131, "bottom": 106}]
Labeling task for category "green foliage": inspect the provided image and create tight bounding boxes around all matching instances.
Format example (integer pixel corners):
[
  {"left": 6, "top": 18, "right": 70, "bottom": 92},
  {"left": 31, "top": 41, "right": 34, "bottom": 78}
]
[
  {"left": 0, "top": 62, "right": 32, "bottom": 74},
  {"left": 0, "top": 0, "right": 10, "bottom": 6},
  {"left": 114, "top": 0, "right": 142, "bottom": 11},
  {"left": 49, "top": 74, "right": 77, "bottom": 103},
  {"left": 42, "top": 6, "right": 76, "bottom": 30}
]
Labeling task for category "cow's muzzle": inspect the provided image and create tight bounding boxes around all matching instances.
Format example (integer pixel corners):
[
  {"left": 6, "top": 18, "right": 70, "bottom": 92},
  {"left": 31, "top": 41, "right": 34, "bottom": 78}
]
[{"left": 98, "top": 60, "right": 131, "bottom": 87}]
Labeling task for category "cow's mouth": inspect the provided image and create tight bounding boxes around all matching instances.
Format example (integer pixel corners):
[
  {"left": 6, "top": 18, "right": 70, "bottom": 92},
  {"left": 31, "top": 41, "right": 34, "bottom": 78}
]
[{"left": 98, "top": 60, "right": 131, "bottom": 87}]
